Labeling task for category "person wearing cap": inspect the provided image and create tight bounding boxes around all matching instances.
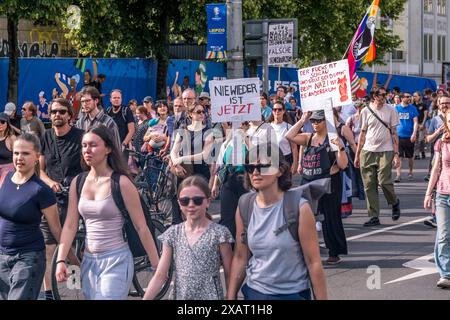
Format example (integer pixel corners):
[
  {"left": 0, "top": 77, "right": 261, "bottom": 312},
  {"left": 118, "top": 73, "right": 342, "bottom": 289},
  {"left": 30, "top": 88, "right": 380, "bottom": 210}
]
[
  {"left": 143, "top": 96, "right": 156, "bottom": 119},
  {"left": 286, "top": 109, "right": 348, "bottom": 265},
  {"left": 3, "top": 102, "right": 21, "bottom": 135},
  {"left": 199, "top": 92, "right": 212, "bottom": 129},
  {"left": 37, "top": 91, "right": 50, "bottom": 122},
  {"left": 0, "top": 113, "right": 16, "bottom": 183}
]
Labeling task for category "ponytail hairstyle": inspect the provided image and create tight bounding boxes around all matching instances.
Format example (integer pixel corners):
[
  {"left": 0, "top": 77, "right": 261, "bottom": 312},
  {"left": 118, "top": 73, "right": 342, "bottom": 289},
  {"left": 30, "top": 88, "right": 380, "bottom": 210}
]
[
  {"left": 177, "top": 175, "right": 212, "bottom": 220},
  {"left": 81, "top": 125, "right": 132, "bottom": 181},
  {"left": 15, "top": 132, "right": 41, "bottom": 177}
]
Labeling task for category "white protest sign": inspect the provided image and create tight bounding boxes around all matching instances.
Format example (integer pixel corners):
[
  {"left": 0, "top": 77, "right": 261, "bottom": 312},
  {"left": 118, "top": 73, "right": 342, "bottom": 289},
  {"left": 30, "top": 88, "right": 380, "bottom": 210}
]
[
  {"left": 209, "top": 78, "right": 261, "bottom": 123},
  {"left": 268, "top": 22, "right": 294, "bottom": 66},
  {"left": 298, "top": 59, "right": 352, "bottom": 110}
]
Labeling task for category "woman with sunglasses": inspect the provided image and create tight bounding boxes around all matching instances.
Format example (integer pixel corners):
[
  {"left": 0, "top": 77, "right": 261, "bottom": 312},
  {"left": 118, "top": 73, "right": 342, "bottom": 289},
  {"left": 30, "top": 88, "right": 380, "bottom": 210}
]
[
  {"left": 0, "top": 113, "right": 16, "bottom": 183},
  {"left": 424, "top": 107, "right": 450, "bottom": 289},
  {"left": 144, "top": 175, "right": 233, "bottom": 300},
  {"left": 286, "top": 110, "right": 348, "bottom": 265},
  {"left": 267, "top": 101, "right": 298, "bottom": 175},
  {"left": 170, "top": 104, "right": 214, "bottom": 183},
  {"left": 227, "top": 143, "right": 327, "bottom": 300}
]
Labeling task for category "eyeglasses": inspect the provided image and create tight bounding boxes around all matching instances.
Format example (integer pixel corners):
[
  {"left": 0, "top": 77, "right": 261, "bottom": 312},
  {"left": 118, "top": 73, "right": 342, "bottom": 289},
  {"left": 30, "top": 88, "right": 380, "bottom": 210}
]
[
  {"left": 178, "top": 196, "right": 206, "bottom": 206},
  {"left": 0, "top": 120, "right": 7, "bottom": 124},
  {"left": 50, "top": 109, "right": 68, "bottom": 115},
  {"left": 377, "top": 93, "right": 387, "bottom": 98},
  {"left": 244, "top": 163, "right": 272, "bottom": 174},
  {"left": 80, "top": 98, "right": 93, "bottom": 104},
  {"left": 403, "top": 95, "right": 411, "bottom": 98},
  {"left": 195, "top": 110, "right": 205, "bottom": 115},
  {"left": 272, "top": 108, "right": 283, "bottom": 112},
  {"left": 310, "top": 118, "right": 324, "bottom": 124}
]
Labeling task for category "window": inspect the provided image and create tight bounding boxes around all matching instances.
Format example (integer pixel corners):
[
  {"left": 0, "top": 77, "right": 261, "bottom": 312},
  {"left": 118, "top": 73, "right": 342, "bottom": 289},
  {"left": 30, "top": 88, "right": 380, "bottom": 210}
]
[
  {"left": 424, "top": 0, "right": 433, "bottom": 13},
  {"left": 437, "top": 0, "right": 446, "bottom": 15},
  {"left": 424, "top": 34, "right": 433, "bottom": 61},
  {"left": 392, "top": 50, "right": 404, "bottom": 61},
  {"left": 438, "top": 35, "right": 446, "bottom": 61}
]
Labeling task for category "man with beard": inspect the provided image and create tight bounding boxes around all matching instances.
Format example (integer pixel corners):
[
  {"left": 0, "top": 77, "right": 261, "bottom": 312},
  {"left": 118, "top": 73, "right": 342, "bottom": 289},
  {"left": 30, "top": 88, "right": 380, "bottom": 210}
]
[{"left": 39, "top": 98, "right": 84, "bottom": 299}]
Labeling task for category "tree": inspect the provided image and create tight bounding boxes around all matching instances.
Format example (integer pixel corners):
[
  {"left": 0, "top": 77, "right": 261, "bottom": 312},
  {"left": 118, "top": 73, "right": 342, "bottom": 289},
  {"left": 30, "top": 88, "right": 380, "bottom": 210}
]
[{"left": 0, "top": 0, "right": 67, "bottom": 104}]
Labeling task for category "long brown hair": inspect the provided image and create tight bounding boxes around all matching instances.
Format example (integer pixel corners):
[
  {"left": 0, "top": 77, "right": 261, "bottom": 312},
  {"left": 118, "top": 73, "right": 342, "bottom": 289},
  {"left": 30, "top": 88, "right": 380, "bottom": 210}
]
[
  {"left": 177, "top": 175, "right": 212, "bottom": 220},
  {"left": 443, "top": 108, "right": 450, "bottom": 140},
  {"left": 15, "top": 132, "right": 41, "bottom": 177},
  {"left": 81, "top": 125, "right": 132, "bottom": 181}
]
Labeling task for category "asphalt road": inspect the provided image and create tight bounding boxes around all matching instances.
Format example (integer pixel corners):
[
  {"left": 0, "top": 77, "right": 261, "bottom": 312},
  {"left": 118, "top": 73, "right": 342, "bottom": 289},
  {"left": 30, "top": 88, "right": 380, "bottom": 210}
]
[{"left": 208, "top": 156, "right": 446, "bottom": 300}]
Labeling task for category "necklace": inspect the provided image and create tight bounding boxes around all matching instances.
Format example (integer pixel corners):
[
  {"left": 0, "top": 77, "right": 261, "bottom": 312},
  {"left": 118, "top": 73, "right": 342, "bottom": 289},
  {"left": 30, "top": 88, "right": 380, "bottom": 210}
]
[{"left": 14, "top": 176, "right": 33, "bottom": 190}]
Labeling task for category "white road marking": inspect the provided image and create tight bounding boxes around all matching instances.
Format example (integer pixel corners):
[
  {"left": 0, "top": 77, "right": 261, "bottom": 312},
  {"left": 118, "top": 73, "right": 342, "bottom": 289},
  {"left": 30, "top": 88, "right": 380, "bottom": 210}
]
[{"left": 384, "top": 254, "right": 438, "bottom": 284}]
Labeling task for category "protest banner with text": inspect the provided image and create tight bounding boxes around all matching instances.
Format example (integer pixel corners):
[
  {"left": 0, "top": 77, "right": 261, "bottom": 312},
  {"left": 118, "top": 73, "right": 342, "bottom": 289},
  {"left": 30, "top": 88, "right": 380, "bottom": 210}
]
[
  {"left": 298, "top": 59, "right": 352, "bottom": 110},
  {"left": 209, "top": 78, "right": 261, "bottom": 123}
]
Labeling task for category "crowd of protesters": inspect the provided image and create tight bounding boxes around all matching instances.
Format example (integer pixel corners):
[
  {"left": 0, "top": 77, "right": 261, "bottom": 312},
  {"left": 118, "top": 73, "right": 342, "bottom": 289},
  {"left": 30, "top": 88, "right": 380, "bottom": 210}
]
[{"left": 0, "top": 81, "right": 450, "bottom": 300}]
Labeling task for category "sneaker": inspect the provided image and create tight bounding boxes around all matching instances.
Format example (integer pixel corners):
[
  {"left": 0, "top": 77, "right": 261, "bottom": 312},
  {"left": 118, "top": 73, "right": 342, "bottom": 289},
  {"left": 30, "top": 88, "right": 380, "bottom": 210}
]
[
  {"left": 394, "top": 176, "right": 401, "bottom": 183},
  {"left": 325, "top": 256, "right": 341, "bottom": 265},
  {"left": 392, "top": 199, "right": 401, "bottom": 221},
  {"left": 424, "top": 216, "right": 437, "bottom": 228},
  {"left": 363, "top": 217, "right": 380, "bottom": 227},
  {"left": 408, "top": 173, "right": 414, "bottom": 181},
  {"left": 437, "top": 277, "right": 450, "bottom": 289}
]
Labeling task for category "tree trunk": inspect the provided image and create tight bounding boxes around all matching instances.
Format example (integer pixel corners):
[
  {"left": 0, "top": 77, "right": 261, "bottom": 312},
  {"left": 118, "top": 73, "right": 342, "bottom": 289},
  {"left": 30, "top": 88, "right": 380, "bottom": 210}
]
[
  {"left": 156, "top": 14, "right": 169, "bottom": 99},
  {"left": 7, "top": 16, "right": 19, "bottom": 105}
]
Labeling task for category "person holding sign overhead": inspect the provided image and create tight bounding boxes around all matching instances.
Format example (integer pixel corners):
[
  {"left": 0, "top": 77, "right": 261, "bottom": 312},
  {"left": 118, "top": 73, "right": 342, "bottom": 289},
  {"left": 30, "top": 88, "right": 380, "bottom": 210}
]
[{"left": 286, "top": 110, "right": 348, "bottom": 265}]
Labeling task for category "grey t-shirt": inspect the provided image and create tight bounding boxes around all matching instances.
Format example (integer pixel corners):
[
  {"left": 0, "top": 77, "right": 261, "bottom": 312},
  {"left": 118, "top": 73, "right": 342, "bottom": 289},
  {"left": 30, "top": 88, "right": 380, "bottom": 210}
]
[
  {"left": 360, "top": 103, "right": 399, "bottom": 152},
  {"left": 246, "top": 197, "right": 310, "bottom": 295}
]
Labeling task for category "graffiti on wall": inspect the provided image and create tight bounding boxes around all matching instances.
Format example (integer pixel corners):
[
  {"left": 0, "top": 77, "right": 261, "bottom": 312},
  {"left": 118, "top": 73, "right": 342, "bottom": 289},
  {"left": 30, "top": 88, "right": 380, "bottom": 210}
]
[{"left": 0, "top": 28, "right": 77, "bottom": 57}]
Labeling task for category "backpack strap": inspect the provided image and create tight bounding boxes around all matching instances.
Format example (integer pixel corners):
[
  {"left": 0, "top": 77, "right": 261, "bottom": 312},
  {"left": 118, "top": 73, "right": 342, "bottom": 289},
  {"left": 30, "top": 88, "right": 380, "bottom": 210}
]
[
  {"left": 75, "top": 171, "right": 89, "bottom": 200},
  {"left": 237, "top": 192, "right": 257, "bottom": 245},
  {"left": 274, "top": 178, "right": 331, "bottom": 241},
  {"left": 121, "top": 106, "right": 128, "bottom": 123},
  {"left": 110, "top": 172, "right": 130, "bottom": 219}
]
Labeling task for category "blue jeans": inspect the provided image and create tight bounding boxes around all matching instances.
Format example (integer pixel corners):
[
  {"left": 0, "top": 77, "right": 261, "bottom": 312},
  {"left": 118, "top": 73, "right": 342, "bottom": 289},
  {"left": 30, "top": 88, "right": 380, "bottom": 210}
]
[
  {"left": 435, "top": 193, "right": 450, "bottom": 279},
  {"left": 241, "top": 283, "right": 311, "bottom": 300},
  {"left": 0, "top": 250, "right": 46, "bottom": 300}
]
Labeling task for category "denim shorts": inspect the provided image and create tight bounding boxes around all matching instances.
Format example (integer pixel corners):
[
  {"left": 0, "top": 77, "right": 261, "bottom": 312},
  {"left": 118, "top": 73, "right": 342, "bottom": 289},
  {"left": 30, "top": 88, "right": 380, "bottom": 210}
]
[
  {"left": 241, "top": 283, "right": 311, "bottom": 300},
  {"left": 0, "top": 250, "right": 46, "bottom": 300},
  {"left": 81, "top": 245, "right": 134, "bottom": 300}
]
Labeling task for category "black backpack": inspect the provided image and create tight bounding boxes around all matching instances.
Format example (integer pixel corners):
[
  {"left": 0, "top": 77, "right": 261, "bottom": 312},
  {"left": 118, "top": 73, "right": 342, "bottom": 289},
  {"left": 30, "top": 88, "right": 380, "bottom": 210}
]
[
  {"left": 76, "top": 171, "right": 155, "bottom": 257},
  {"left": 238, "top": 178, "right": 330, "bottom": 244}
]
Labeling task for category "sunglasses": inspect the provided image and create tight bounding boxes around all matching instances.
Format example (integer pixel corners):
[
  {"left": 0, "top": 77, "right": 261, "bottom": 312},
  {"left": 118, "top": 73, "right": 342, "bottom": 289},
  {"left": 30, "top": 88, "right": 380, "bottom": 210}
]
[
  {"left": 310, "top": 118, "right": 324, "bottom": 124},
  {"left": 0, "top": 120, "right": 7, "bottom": 124},
  {"left": 377, "top": 93, "right": 387, "bottom": 97},
  {"left": 403, "top": 96, "right": 411, "bottom": 99},
  {"left": 178, "top": 196, "right": 206, "bottom": 206},
  {"left": 272, "top": 108, "right": 284, "bottom": 112},
  {"left": 22, "top": 108, "right": 28, "bottom": 112},
  {"left": 195, "top": 110, "right": 205, "bottom": 115},
  {"left": 50, "top": 109, "right": 68, "bottom": 115},
  {"left": 244, "top": 163, "right": 272, "bottom": 174}
]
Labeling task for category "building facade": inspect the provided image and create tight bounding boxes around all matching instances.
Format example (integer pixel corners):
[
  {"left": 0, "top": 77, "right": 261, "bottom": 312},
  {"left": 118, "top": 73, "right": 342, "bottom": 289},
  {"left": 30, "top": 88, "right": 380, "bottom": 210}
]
[{"left": 373, "top": 0, "right": 449, "bottom": 84}]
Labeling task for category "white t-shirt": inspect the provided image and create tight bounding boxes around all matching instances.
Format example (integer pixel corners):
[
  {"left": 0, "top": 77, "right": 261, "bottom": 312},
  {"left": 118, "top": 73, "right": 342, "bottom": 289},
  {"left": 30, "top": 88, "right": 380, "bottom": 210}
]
[
  {"left": 270, "top": 121, "right": 292, "bottom": 156},
  {"left": 247, "top": 122, "right": 274, "bottom": 148}
]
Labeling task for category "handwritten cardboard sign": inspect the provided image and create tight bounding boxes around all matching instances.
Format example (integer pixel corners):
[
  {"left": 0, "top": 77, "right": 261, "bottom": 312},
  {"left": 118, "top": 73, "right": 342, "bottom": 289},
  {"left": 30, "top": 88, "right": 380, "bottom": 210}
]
[
  {"left": 209, "top": 78, "right": 262, "bottom": 123},
  {"left": 268, "top": 22, "right": 294, "bottom": 66},
  {"left": 298, "top": 59, "right": 352, "bottom": 110}
]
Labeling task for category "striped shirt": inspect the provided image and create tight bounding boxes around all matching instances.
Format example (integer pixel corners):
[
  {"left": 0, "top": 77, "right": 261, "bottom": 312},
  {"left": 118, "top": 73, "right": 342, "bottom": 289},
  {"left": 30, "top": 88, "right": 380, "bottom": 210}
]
[{"left": 75, "top": 109, "right": 121, "bottom": 148}]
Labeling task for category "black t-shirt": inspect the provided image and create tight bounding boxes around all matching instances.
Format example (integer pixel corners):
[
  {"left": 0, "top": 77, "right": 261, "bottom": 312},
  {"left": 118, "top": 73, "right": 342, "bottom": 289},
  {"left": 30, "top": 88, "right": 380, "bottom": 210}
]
[
  {"left": 107, "top": 106, "right": 135, "bottom": 143},
  {"left": 41, "top": 126, "right": 84, "bottom": 185},
  {"left": 9, "top": 115, "right": 21, "bottom": 133},
  {"left": 414, "top": 102, "right": 426, "bottom": 124}
]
